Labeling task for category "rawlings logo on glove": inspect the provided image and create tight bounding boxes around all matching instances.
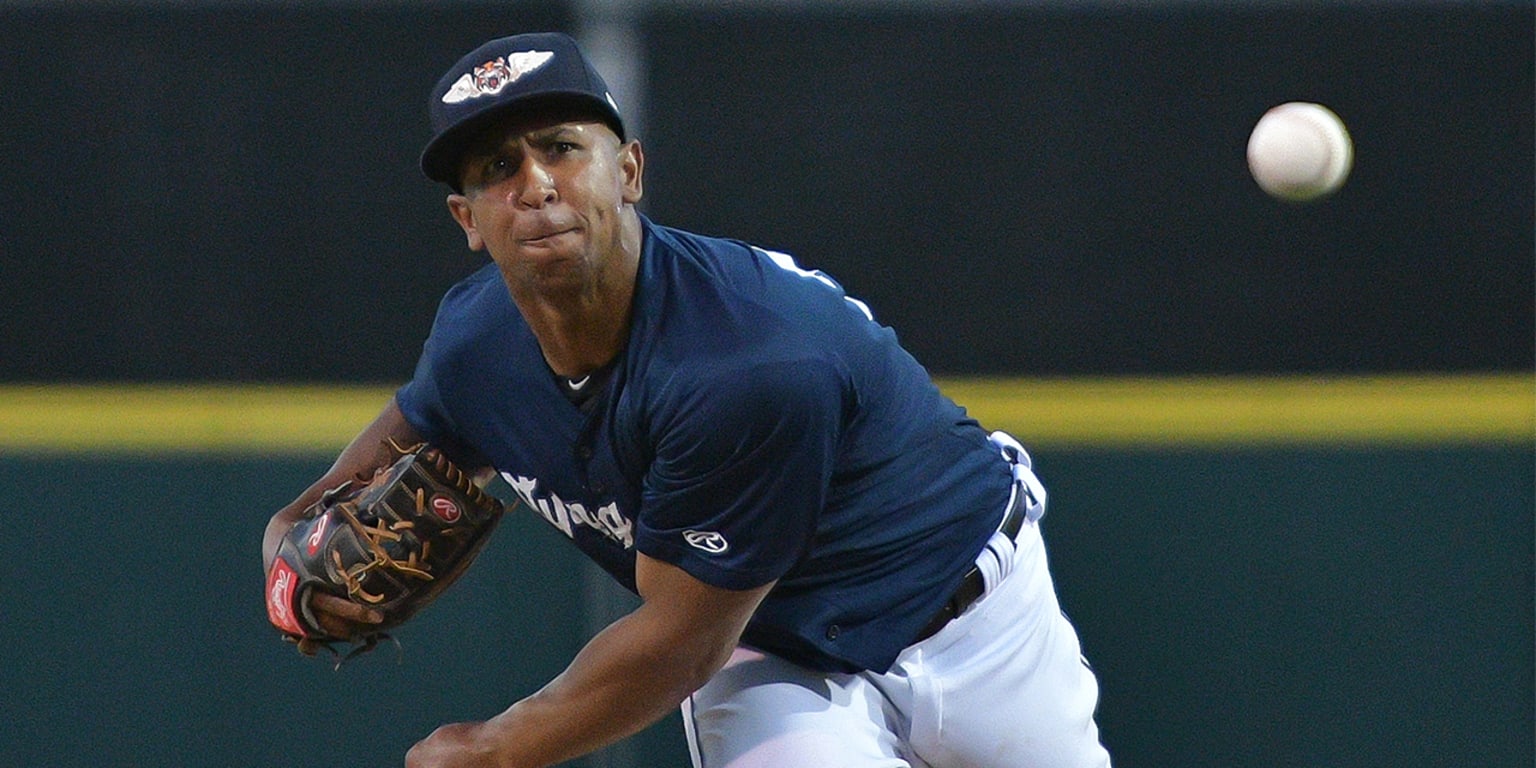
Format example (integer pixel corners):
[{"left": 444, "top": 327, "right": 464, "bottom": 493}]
[{"left": 265, "top": 442, "right": 505, "bottom": 660}]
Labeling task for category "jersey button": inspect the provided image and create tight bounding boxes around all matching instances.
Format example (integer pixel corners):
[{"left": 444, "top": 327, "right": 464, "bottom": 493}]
[{"left": 825, "top": 624, "right": 840, "bottom": 641}]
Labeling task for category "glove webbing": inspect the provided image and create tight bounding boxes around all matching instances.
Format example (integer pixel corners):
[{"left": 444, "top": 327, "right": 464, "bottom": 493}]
[{"left": 330, "top": 502, "right": 433, "bottom": 604}]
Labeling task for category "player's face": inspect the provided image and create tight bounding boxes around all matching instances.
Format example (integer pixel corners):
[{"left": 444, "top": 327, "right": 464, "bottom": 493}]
[{"left": 447, "top": 113, "right": 643, "bottom": 296}]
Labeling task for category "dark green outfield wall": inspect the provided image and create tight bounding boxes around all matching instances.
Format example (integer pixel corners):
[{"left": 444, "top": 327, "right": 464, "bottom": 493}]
[
  {"left": 1039, "top": 446, "right": 1534, "bottom": 768},
  {"left": 4, "top": 446, "right": 1529, "bottom": 767}
]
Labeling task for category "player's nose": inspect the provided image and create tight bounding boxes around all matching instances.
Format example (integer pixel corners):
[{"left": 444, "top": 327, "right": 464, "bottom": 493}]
[{"left": 512, "top": 161, "right": 557, "bottom": 209}]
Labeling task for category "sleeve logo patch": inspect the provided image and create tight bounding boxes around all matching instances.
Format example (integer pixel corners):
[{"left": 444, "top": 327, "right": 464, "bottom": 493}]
[{"left": 683, "top": 530, "right": 730, "bottom": 555}]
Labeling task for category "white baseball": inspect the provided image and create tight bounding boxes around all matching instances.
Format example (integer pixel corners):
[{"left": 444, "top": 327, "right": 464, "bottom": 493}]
[{"left": 1246, "top": 102, "right": 1354, "bottom": 202}]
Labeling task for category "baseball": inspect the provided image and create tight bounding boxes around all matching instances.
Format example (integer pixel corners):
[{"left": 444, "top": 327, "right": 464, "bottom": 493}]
[{"left": 1246, "top": 102, "right": 1353, "bottom": 202}]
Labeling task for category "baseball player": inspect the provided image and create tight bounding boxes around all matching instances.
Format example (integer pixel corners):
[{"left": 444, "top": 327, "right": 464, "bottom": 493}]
[{"left": 261, "top": 31, "right": 1112, "bottom": 768}]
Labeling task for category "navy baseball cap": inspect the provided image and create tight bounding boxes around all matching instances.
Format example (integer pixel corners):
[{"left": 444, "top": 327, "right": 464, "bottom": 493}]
[{"left": 419, "top": 32, "right": 626, "bottom": 187}]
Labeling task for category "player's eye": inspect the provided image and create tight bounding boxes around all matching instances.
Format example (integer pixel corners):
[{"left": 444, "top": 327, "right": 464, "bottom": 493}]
[
  {"left": 540, "top": 141, "right": 580, "bottom": 161},
  {"left": 480, "top": 156, "right": 514, "bottom": 180}
]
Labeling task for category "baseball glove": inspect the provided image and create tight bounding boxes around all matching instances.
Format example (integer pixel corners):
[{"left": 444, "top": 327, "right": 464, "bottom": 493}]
[{"left": 265, "top": 441, "right": 505, "bottom": 661}]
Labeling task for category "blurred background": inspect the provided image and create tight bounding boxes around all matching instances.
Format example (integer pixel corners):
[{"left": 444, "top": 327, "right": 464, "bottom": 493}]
[{"left": 1, "top": 1, "right": 1530, "bottom": 766}]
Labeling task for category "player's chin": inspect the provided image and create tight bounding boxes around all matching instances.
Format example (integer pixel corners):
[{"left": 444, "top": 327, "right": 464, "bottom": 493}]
[
  {"left": 518, "top": 252, "right": 594, "bottom": 292},
  {"left": 509, "top": 237, "right": 588, "bottom": 272}
]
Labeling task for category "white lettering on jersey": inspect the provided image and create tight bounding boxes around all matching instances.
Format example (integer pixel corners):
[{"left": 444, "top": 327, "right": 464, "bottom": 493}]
[
  {"left": 755, "top": 247, "right": 876, "bottom": 321},
  {"left": 502, "top": 472, "right": 634, "bottom": 549}
]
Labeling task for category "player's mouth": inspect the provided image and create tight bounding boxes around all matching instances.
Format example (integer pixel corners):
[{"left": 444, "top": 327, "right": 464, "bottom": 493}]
[{"left": 518, "top": 226, "right": 579, "bottom": 247}]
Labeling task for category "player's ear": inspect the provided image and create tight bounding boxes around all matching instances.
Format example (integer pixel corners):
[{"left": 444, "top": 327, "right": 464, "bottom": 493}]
[
  {"left": 619, "top": 139, "right": 643, "bottom": 205},
  {"left": 445, "top": 194, "right": 486, "bottom": 252}
]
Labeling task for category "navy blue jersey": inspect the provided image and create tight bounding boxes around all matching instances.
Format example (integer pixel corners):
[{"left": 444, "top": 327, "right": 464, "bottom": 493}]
[{"left": 397, "top": 218, "right": 1012, "bottom": 673}]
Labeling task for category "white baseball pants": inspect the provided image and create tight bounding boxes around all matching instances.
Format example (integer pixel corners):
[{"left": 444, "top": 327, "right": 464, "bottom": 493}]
[{"left": 682, "top": 460, "right": 1112, "bottom": 767}]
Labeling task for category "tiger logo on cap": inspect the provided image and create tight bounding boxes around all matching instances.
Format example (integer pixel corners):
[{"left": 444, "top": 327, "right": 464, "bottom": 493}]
[{"left": 442, "top": 50, "right": 555, "bottom": 104}]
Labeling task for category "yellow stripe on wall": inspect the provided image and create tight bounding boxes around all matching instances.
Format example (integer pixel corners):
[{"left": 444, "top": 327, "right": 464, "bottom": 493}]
[
  {"left": 0, "top": 384, "right": 396, "bottom": 455},
  {"left": 0, "top": 374, "right": 1529, "bottom": 455},
  {"left": 940, "top": 373, "right": 1533, "bottom": 448}
]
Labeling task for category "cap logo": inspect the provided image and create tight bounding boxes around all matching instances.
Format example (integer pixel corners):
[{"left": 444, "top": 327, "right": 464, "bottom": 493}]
[{"left": 442, "top": 50, "right": 555, "bottom": 105}]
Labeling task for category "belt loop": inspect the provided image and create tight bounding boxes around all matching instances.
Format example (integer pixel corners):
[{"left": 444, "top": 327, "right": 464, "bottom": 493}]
[
  {"left": 1018, "top": 466, "right": 1046, "bottom": 524},
  {"left": 988, "top": 430, "right": 1031, "bottom": 469},
  {"left": 990, "top": 431, "right": 1046, "bottom": 523}
]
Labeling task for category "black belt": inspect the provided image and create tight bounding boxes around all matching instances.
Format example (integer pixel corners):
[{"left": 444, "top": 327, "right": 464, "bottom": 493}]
[{"left": 912, "top": 486, "right": 1026, "bottom": 644}]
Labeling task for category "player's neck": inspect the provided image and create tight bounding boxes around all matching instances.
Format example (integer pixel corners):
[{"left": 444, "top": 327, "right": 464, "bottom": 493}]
[
  {"left": 521, "top": 277, "right": 635, "bottom": 380},
  {"left": 508, "top": 213, "right": 641, "bottom": 379},
  {"left": 537, "top": 322, "right": 628, "bottom": 380}
]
